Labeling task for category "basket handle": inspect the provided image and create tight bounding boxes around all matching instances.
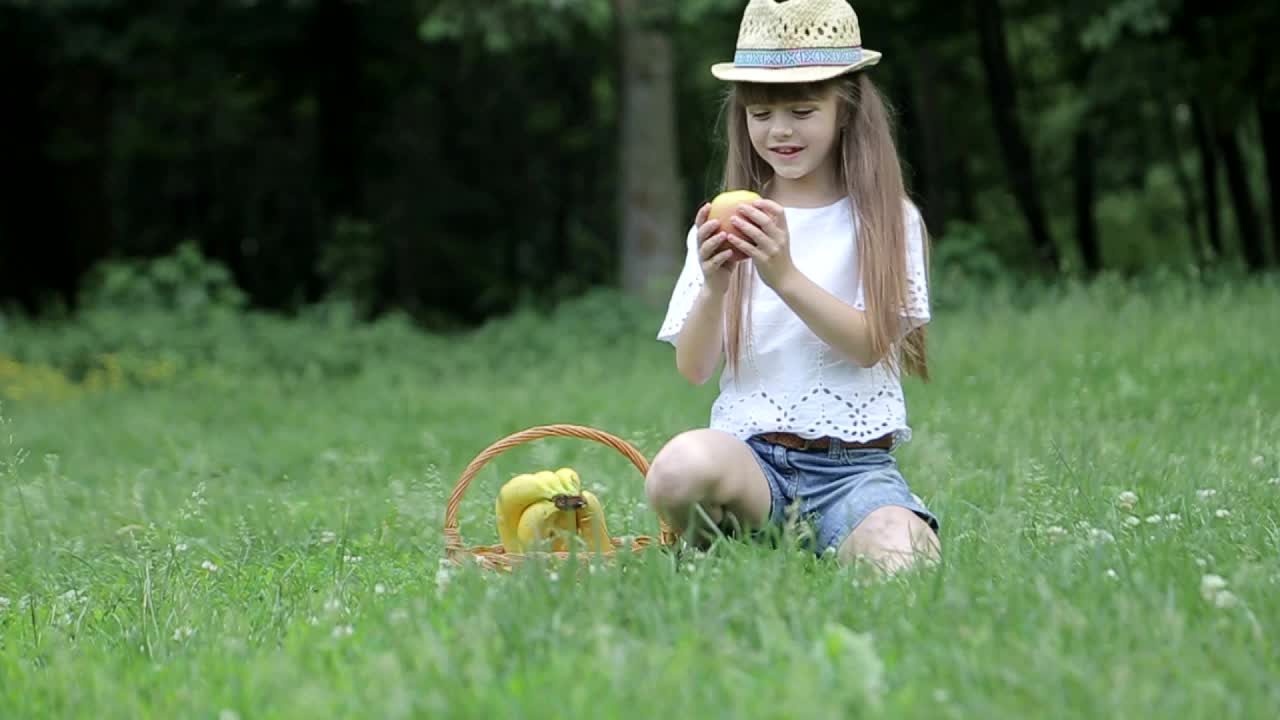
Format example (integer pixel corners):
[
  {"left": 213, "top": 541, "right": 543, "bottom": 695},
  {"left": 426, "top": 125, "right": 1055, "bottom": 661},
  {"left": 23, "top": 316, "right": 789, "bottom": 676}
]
[{"left": 443, "top": 424, "right": 675, "bottom": 553}]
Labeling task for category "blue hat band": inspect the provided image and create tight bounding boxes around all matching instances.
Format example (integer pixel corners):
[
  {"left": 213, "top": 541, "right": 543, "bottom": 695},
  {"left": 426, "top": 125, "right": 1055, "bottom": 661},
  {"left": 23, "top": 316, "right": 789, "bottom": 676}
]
[{"left": 733, "top": 46, "right": 863, "bottom": 69}]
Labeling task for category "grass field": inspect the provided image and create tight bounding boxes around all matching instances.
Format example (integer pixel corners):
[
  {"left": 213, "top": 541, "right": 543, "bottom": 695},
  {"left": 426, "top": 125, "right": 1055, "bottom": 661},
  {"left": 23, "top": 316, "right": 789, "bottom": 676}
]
[{"left": 1, "top": 277, "right": 1278, "bottom": 718}]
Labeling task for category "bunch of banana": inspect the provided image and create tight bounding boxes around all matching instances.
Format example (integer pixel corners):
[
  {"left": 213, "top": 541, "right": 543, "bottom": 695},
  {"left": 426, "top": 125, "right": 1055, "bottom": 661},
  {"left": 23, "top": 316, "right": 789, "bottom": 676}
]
[{"left": 494, "top": 467, "right": 613, "bottom": 554}]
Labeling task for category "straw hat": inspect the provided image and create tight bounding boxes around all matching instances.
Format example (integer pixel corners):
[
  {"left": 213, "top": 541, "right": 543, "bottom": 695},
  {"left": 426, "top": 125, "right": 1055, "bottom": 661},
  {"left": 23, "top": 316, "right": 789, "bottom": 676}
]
[{"left": 711, "top": 0, "right": 882, "bottom": 83}]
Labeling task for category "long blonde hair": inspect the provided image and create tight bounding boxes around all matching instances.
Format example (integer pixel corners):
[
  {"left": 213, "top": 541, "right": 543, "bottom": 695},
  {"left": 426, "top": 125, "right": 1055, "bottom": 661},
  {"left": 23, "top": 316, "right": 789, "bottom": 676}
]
[{"left": 720, "top": 72, "right": 929, "bottom": 381}]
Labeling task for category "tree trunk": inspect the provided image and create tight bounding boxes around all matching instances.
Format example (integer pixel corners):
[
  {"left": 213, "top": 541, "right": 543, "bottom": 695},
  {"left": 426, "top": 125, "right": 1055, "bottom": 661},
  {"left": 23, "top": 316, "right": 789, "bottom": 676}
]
[
  {"left": 614, "top": 0, "right": 682, "bottom": 304},
  {"left": 310, "top": 0, "right": 364, "bottom": 299},
  {"left": 910, "top": 44, "right": 947, "bottom": 236},
  {"left": 1260, "top": 98, "right": 1280, "bottom": 263},
  {"left": 974, "top": 0, "right": 1057, "bottom": 272},
  {"left": 66, "top": 64, "right": 114, "bottom": 304},
  {"left": 1064, "top": 41, "right": 1100, "bottom": 275},
  {"left": 1072, "top": 128, "right": 1101, "bottom": 273},
  {"left": 1190, "top": 102, "right": 1223, "bottom": 260},
  {"left": 954, "top": 153, "right": 977, "bottom": 223},
  {"left": 1216, "top": 126, "right": 1266, "bottom": 270},
  {"left": 0, "top": 8, "right": 57, "bottom": 312},
  {"left": 1159, "top": 96, "right": 1204, "bottom": 264}
]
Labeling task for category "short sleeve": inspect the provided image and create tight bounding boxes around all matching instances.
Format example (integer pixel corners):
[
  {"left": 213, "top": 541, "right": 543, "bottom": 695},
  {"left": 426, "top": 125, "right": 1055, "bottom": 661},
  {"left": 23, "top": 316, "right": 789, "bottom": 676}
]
[
  {"left": 852, "top": 200, "right": 931, "bottom": 330},
  {"left": 656, "top": 224, "right": 704, "bottom": 345},
  {"left": 902, "top": 201, "right": 931, "bottom": 330}
]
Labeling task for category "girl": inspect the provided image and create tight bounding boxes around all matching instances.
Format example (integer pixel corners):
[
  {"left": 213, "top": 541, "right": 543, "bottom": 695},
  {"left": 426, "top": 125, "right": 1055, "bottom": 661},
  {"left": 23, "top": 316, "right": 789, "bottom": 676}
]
[{"left": 647, "top": 0, "right": 940, "bottom": 574}]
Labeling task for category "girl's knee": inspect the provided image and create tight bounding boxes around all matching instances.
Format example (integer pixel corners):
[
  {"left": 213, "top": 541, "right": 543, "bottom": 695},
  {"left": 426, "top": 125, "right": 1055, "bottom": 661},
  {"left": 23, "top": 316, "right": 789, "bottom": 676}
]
[
  {"left": 645, "top": 430, "right": 725, "bottom": 508},
  {"left": 838, "top": 505, "right": 940, "bottom": 571}
]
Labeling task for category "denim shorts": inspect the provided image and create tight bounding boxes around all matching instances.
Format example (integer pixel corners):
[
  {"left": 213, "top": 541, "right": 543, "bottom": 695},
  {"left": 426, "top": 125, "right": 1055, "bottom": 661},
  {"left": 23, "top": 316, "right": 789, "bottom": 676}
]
[{"left": 744, "top": 435, "right": 939, "bottom": 556}]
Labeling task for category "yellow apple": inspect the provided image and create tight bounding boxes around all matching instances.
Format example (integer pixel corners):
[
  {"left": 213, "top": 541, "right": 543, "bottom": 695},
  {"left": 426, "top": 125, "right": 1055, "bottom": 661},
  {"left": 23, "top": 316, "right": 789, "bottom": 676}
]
[{"left": 707, "top": 189, "right": 762, "bottom": 262}]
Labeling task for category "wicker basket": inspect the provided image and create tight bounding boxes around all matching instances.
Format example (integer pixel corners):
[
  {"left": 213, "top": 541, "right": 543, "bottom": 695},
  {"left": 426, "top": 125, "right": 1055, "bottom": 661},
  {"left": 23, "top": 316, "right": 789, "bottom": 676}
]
[{"left": 443, "top": 424, "right": 677, "bottom": 571}]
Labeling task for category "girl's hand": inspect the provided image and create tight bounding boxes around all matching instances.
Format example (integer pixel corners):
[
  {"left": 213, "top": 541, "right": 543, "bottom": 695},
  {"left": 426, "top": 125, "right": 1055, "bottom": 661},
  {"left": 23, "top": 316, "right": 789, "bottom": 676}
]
[
  {"left": 727, "top": 200, "right": 797, "bottom": 290},
  {"left": 694, "top": 202, "right": 741, "bottom": 296}
]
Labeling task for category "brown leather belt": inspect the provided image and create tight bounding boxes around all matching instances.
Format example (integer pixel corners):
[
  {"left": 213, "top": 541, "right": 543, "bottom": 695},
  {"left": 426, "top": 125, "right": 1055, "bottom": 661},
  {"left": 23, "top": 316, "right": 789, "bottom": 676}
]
[{"left": 754, "top": 431, "right": 893, "bottom": 451}]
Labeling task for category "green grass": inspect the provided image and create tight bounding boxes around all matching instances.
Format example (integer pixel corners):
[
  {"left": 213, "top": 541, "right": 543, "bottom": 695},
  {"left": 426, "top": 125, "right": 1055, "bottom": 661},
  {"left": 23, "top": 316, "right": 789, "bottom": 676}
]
[{"left": 1, "top": 279, "right": 1278, "bottom": 719}]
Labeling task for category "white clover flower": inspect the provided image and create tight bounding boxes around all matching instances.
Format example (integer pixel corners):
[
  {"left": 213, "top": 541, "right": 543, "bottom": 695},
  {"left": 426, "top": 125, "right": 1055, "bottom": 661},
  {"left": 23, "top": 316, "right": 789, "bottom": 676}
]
[
  {"left": 1089, "top": 528, "right": 1115, "bottom": 544},
  {"left": 1268, "top": 477, "right": 1279, "bottom": 486},
  {"left": 1145, "top": 514, "right": 1163, "bottom": 524},
  {"left": 1165, "top": 513, "right": 1181, "bottom": 522},
  {"left": 319, "top": 530, "right": 337, "bottom": 544},
  {"left": 175, "top": 543, "right": 189, "bottom": 552},
  {"left": 1251, "top": 455, "right": 1265, "bottom": 468},
  {"left": 332, "top": 624, "right": 354, "bottom": 638},
  {"left": 1046, "top": 525, "right": 1067, "bottom": 541},
  {"left": 201, "top": 560, "right": 218, "bottom": 573},
  {"left": 1215, "top": 509, "right": 1232, "bottom": 518},
  {"left": 1212, "top": 590, "right": 1239, "bottom": 608},
  {"left": 172, "top": 627, "right": 195, "bottom": 641},
  {"left": 1200, "top": 574, "right": 1228, "bottom": 600},
  {"left": 1116, "top": 491, "right": 1139, "bottom": 510},
  {"left": 1105, "top": 569, "right": 1118, "bottom": 580},
  {"left": 1124, "top": 516, "right": 1141, "bottom": 527},
  {"left": 435, "top": 566, "right": 453, "bottom": 596},
  {"left": 343, "top": 555, "right": 362, "bottom": 564},
  {"left": 374, "top": 583, "right": 386, "bottom": 595},
  {"left": 1196, "top": 488, "right": 1217, "bottom": 500}
]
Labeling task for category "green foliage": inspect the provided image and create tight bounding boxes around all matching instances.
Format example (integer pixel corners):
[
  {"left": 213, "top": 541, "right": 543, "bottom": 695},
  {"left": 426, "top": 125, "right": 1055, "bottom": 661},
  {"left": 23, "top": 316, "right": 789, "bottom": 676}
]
[
  {"left": 80, "top": 242, "right": 248, "bottom": 317},
  {"left": 929, "top": 221, "right": 1014, "bottom": 309},
  {"left": 419, "top": 0, "right": 611, "bottom": 52},
  {"left": 1080, "top": 0, "right": 1173, "bottom": 51},
  {"left": 674, "top": 0, "right": 749, "bottom": 25},
  {"left": 317, "top": 217, "right": 383, "bottom": 318},
  {"left": 1, "top": 247, "right": 444, "bottom": 388}
]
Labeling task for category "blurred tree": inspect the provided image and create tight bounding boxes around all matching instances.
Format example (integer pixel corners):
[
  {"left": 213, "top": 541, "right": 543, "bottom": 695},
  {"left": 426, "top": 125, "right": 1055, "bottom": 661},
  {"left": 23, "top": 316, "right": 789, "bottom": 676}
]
[
  {"left": 1189, "top": 103, "right": 1224, "bottom": 260},
  {"left": 423, "top": 0, "right": 686, "bottom": 306},
  {"left": 1262, "top": 96, "right": 1280, "bottom": 261},
  {"left": 874, "top": 2, "right": 962, "bottom": 238},
  {"left": 1054, "top": 1, "right": 1102, "bottom": 273},
  {"left": 974, "top": 0, "right": 1059, "bottom": 272},
  {"left": 614, "top": 0, "right": 682, "bottom": 305}
]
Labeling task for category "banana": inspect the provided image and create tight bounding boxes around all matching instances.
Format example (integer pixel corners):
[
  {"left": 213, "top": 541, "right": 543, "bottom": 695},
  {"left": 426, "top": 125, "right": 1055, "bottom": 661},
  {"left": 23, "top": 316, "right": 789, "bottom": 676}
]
[
  {"left": 492, "top": 466, "right": 615, "bottom": 554},
  {"left": 555, "top": 468, "right": 580, "bottom": 489},
  {"left": 514, "top": 499, "right": 572, "bottom": 552},
  {"left": 553, "top": 504, "right": 579, "bottom": 551},
  {"left": 495, "top": 475, "right": 539, "bottom": 550},
  {"left": 574, "top": 490, "right": 613, "bottom": 554},
  {"left": 495, "top": 468, "right": 582, "bottom": 550}
]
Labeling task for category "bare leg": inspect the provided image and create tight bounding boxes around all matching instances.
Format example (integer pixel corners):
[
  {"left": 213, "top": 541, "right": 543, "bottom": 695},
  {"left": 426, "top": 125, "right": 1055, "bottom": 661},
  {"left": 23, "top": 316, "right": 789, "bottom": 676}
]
[
  {"left": 644, "top": 429, "right": 773, "bottom": 547},
  {"left": 837, "top": 506, "right": 940, "bottom": 574}
]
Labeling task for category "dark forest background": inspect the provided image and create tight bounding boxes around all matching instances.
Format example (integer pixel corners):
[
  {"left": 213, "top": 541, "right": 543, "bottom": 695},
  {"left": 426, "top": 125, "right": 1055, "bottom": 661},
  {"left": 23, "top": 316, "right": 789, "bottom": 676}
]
[{"left": 1, "top": 0, "right": 1276, "bottom": 330}]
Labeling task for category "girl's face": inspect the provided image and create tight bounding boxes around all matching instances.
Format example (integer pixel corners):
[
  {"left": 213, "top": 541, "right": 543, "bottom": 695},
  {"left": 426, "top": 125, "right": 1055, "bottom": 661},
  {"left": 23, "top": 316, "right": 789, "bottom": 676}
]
[{"left": 743, "top": 88, "right": 841, "bottom": 183}]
